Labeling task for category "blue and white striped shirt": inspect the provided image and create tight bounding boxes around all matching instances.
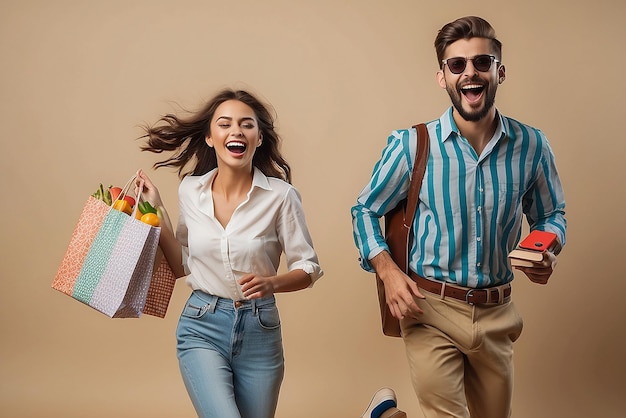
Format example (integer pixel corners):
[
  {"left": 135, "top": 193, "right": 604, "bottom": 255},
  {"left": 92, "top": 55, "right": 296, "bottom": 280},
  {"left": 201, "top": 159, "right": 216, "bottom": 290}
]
[{"left": 351, "top": 107, "right": 566, "bottom": 288}]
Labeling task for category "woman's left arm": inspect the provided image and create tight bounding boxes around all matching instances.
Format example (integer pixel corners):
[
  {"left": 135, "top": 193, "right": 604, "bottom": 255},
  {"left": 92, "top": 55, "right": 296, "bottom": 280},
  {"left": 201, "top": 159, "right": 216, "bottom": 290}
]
[
  {"left": 239, "top": 186, "right": 322, "bottom": 299},
  {"left": 239, "top": 269, "right": 312, "bottom": 299}
]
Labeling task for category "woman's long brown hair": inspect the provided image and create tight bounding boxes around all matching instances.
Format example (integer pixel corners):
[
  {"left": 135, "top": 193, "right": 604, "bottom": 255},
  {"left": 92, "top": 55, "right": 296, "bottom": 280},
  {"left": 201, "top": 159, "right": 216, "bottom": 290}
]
[{"left": 140, "top": 89, "right": 291, "bottom": 183}]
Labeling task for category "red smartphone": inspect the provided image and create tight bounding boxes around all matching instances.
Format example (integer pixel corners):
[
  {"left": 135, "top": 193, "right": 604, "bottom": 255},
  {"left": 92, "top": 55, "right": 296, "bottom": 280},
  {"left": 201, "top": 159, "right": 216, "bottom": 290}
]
[{"left": 519, "top": 230, "right": 558, "bottom": 252}]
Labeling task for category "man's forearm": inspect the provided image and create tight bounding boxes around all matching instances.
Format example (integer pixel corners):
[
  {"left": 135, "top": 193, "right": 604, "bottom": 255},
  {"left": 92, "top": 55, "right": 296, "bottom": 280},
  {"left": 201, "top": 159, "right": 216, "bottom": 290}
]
[{"left": 369, "top": 250, "right": 401, "bottom": 281}]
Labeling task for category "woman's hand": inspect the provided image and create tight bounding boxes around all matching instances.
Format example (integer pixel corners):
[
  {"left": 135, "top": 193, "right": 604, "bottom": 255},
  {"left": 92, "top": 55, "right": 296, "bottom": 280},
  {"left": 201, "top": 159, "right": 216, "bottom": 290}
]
[
  {"left": 135, "top": 169, "right": 164, "bottom": 207},
  {"left": 239, "top": 274, "right": 276, "bottom": 299},
  {"left": 239, "top": 269, "right": 312, "bottom": 299}
]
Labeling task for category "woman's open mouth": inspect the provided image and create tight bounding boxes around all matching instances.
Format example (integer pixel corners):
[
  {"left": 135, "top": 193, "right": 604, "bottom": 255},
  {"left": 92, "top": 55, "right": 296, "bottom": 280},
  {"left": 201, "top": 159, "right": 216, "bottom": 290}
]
[{"left": 226, "top": 141, "right": 247, "bottom": 155}]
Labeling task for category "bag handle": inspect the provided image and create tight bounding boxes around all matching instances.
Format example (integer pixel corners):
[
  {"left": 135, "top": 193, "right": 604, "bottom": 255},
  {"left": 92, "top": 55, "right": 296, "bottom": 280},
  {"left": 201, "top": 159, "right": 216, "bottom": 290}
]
[
  {"left": 403, "top": 123, "right": 430, "bottom": 229},
  {"left": 106, "top": 174, "right": 140, "bottom": 217},
  {"left": 115, "top": 175, "right": 137, "bottom": 204}
]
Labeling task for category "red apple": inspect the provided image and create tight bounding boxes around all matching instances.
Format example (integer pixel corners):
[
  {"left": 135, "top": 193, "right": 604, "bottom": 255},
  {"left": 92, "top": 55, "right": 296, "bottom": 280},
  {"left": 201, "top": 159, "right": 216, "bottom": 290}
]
[
  {"left": 109, "top": 186, "right": 135, "bottom": 208},
  {"left": 109, "top": 186, "right": 122, "bottom": 201}
]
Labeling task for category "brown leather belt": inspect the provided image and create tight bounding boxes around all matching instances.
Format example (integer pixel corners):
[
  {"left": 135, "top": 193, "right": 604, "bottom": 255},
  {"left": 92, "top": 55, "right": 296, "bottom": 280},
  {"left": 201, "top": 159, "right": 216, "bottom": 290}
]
[{"left": 410, "top": 272, "right": 511, "bottom": 305}]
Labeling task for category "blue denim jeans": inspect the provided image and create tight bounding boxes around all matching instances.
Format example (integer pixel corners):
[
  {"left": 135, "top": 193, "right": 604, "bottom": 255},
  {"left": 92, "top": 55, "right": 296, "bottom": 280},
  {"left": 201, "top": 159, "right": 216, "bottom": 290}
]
[{"left": 176, "top": 291, "right": 285, "bottom": 418}]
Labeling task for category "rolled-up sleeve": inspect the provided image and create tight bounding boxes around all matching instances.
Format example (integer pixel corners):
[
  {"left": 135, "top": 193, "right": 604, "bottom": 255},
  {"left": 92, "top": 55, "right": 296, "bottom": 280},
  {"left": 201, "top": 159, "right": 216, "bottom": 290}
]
[{"left": 278, "top": 187, "right": 323, "bottom": 285}]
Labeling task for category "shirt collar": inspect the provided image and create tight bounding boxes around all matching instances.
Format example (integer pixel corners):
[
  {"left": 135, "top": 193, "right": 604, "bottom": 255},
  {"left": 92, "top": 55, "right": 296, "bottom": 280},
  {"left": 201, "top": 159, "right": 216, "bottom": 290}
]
[
  {"left": 194, "top": 167, "right": 273, "bottom": 219},
  {"left": 196, "top": 166, "right": 272, "bottom": 191},
  {"left": 251, "top": 167, "right": 272, "bottom": 191},
  {"left": 438, "top": 106, "right": 507, "bottom": 143}
]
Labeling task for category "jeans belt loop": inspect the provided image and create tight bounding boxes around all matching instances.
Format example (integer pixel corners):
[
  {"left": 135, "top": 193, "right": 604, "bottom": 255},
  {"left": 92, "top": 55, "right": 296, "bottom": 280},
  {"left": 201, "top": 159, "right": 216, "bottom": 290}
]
[
  {"left": 439, "top": 281, "right": 447, "bottom": 299},
  {"left": 207, "top": 294, "right": 218, "bottom": 314},
  {"left": 252, "top": 299, "right": 258, "bottom": 316}
]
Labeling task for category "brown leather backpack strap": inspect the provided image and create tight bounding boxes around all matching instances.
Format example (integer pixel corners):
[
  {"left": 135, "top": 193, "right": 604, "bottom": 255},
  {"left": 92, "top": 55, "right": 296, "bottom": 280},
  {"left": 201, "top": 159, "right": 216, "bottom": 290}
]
[{"left": 404, "top": 123, "right": 430, "bottom": 228}]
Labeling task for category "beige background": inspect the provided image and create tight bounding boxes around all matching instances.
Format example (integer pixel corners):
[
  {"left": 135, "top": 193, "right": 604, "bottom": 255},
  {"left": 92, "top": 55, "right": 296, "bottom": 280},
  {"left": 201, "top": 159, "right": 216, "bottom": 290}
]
[{"left": 1, "top": 1, "right": 625, "bottom": 417}]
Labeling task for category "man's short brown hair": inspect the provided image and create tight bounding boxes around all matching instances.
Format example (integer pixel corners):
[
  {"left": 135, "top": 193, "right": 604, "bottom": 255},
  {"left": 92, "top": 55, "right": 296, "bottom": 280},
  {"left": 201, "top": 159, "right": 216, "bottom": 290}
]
[{"left": 434, "top": 16, "right": 502, "bottom": 68}]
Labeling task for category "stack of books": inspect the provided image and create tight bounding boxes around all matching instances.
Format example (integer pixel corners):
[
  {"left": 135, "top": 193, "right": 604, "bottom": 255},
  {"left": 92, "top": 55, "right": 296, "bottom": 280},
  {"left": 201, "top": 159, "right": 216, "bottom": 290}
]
[{"left": 508, "top": 230, "right": 558, "bottom": 267}]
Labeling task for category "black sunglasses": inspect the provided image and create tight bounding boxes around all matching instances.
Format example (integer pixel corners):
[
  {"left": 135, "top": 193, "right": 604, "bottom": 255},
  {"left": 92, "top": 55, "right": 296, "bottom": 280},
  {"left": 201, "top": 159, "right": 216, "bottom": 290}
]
[{"left": 442, "top": 54, "right": 499, "bottom": 74}]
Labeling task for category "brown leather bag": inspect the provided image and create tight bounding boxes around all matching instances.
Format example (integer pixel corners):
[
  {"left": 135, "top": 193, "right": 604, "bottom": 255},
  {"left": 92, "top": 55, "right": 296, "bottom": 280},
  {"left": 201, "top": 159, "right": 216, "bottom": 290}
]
[{"left": 376, "top": 123, "right": 429, "bottom": 337}]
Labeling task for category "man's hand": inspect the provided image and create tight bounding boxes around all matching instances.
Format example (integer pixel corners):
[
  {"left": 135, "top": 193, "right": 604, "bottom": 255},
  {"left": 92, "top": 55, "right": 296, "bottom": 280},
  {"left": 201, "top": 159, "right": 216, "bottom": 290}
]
[
  {"left": 515, "top": 251, "right": 558, "bottom": 285},
  {"left": 371, "top": 251, "right": 425, "bottom": 319}
]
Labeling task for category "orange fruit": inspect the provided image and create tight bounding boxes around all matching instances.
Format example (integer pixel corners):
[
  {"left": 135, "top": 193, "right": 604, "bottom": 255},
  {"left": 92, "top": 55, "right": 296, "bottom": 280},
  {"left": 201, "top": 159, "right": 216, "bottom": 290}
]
[
  {"left": 113, "top": 199, "right": 132, "bottom": 215},
  {"left": 140, "top": 212, "right": 160, "bottom": 227}
]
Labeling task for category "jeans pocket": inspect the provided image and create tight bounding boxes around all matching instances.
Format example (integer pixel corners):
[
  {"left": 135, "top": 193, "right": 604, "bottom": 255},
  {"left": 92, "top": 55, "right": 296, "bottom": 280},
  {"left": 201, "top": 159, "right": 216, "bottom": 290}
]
[
  {"left": 257, "top": 305, "right": 281, "bottom": 330},
  {"left": 181, "top": 302, "right": 209, "bottom": 319}
]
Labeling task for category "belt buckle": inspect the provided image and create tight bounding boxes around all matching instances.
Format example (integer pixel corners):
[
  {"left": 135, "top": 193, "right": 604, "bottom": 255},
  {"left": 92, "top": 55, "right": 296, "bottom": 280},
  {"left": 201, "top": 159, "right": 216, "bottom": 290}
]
[{"left": 465, "top": 289, "right": 475, "bottom": 305}]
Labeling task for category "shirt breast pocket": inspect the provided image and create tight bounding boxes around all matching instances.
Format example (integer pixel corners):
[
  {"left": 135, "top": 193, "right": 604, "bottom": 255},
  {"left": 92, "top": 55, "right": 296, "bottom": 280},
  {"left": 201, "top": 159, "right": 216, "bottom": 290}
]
[
  {"left": 494, "top": 182, "right": 523, "bottom": 225},
  {"left": 228, "top": 236, "right": 276, "bottom": 277}
]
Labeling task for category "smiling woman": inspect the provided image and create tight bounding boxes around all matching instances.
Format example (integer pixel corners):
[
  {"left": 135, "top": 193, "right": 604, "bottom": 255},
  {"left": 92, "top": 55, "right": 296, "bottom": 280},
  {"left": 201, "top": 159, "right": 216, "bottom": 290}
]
[
  {"left": 134, "top": 88, "right": 324, "bottom": 418},
  {"left": 206, "top": 100, "right": 262, "bottom": 171},
  {"left": 140, "top": 89, "right": 292, "bottom": 182}
]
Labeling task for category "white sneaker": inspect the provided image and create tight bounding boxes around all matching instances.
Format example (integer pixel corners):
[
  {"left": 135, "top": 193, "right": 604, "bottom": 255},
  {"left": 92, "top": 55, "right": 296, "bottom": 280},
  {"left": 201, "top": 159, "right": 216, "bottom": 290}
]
[{"left": 361, "top": 387, "right": 397, "bottom": 418}]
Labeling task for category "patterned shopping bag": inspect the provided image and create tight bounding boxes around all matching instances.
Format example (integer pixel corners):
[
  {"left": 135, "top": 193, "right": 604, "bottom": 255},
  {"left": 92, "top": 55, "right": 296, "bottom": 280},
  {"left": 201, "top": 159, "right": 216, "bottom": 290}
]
[
  {"left": 53, "top": 194, "right": 176, "bottom": 318},
  {"left": 143, "top": 247, "right": 177, "bottom": 318}
]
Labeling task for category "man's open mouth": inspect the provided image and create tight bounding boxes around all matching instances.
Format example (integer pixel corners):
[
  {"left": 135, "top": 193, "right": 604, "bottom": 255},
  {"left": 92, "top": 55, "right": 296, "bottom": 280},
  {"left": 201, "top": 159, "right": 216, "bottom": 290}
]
[{"left": 460, "top": 84, "right": 485, "bottom": 102}]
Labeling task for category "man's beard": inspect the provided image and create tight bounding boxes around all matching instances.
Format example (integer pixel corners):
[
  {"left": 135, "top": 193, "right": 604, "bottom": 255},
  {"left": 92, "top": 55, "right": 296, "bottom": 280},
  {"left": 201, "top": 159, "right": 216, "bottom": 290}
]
[{"left": 447, "top": 81, "right": 497, "bottom": 122}]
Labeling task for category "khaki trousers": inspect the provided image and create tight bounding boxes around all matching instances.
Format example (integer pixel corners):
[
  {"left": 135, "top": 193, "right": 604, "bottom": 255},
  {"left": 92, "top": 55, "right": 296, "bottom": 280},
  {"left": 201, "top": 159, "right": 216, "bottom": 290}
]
[{"left": 400, "top": 291, "right": 524, "bottom": 418}]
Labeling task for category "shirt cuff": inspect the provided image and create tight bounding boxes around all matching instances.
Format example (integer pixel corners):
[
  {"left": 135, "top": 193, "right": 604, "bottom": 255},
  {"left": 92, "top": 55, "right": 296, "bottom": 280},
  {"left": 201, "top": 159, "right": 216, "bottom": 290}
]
[
  {"left": 358, "top": 247, "right": 385, "bottom": 273},
  {"left": 291, "top": 261, "right": 324, "bottom": 287}
]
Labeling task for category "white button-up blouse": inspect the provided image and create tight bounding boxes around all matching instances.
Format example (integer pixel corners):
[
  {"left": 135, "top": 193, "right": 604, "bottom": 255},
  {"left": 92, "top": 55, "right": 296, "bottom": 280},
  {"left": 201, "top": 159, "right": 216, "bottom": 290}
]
[{"left": 176, "top": 167, "right": 323, "bottom": 300}]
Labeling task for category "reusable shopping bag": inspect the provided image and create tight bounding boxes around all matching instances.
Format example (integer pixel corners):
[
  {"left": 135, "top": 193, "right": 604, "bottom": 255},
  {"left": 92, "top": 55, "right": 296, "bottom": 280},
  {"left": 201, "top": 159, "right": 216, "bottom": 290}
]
[{"left": 52, "top": 177, "right": 176, "bottom": 318}]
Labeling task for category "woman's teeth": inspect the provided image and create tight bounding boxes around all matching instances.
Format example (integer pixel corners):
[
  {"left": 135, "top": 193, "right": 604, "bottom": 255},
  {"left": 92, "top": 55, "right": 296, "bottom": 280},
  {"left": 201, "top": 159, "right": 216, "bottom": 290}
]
[{"left": 226, "top": 141, "right": 247, "bottom": 154}]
